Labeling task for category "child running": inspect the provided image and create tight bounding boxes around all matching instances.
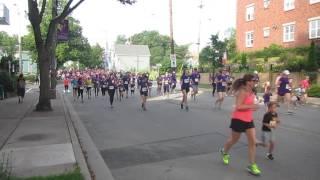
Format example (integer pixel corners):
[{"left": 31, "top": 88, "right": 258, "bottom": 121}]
[{"left": 259, "top": 102, "right": 280, "bottom": 160}]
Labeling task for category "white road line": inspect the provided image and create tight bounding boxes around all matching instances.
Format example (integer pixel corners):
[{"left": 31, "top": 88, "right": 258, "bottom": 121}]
[{"left": 26, "top": 88, "right": 33, "bottom": 93}]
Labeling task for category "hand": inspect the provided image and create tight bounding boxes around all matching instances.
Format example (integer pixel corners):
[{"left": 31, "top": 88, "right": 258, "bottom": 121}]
[{"left": 251, "top": 104, "right": 259, "bottom": 111}]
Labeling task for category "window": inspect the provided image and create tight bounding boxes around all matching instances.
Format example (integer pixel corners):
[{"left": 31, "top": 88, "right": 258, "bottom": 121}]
[
  {"left": 263, "top": 27, "right": 270, "bottom": 37},
  {"left": 246, "top": 31, "right": 254, "bottom": 47},
  {"left": 283, "top": 22, "right": 295, "bottom": 42},
  {"left": 309, "top": 17, "right": 320, "bottom": 39},
  {"left": 310, "top": 0, "right": 320, "bottom": 4},
  {"left": 264, "top": 0, "right": 271, "bottom": 8},
  {"left": 284, "top": 0, "right": 295, "bottom": 11},
  {"left": 246, "top": 4, "right": 255, "bottom": 21}
]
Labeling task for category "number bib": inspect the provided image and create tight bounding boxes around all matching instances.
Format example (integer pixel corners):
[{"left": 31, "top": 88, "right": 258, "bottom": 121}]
[
  {"left": 184, "top": 79, "right": 189, "bottom": 84},
  {"left": 102, "top": 85, "right": 106, "bottom": 88},
  {"left": 222, "top": 82, "right": 227, "bottom": 86},
  {"left": 124, "top": 81, "right": 128, "bottom": 84},
  {"left": 109, "top": 86, "right": 114, "bottom": 90},
  {"left": 142, "top": 87, "right": 148, "bottom": 92},
  {"left": 80, "top": 87, "right": 84, "bottom": 90},
  {"left": 195, "top": 78, "right": 199, "bottom": 82}
]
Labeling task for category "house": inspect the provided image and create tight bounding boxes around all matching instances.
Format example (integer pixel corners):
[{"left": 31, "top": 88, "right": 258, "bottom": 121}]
[
  {"left": 21, "top": 51, "right": 37, "bottom": 75},
  {"left": 112, "top": 44, "right": 151, "bottom": 72},
  {"left": 236, "top": 0, "right": 320, "bottom": 52}
]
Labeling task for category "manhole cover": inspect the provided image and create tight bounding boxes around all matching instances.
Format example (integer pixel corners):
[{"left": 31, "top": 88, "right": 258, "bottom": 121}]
[{"left": 19, "top": 134, "right": 48, "bottom": 141}]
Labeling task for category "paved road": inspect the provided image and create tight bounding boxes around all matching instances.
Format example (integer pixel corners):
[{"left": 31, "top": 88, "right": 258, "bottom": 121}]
[{"left": 65, "top": 86, "right": 320, "bottom": 180}]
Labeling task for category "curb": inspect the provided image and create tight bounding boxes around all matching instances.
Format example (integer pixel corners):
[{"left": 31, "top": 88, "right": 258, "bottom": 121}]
[{"left": 62, "top": 94, "right": 115, "bottom": 180}]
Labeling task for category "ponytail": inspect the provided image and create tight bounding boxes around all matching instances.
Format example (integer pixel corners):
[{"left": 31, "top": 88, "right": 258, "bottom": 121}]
[{"left": 232, "top": 78, "right": 245, "bottom": 91}]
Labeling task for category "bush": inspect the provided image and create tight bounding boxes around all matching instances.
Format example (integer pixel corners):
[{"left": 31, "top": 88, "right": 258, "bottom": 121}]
[
  {"left": 24, "top": 74, "right": 36, "bottom": 82},
  {"left": 0, "top": 72, "right": 16, "bottom": 93},
  {"left": 307, "top": 85, "right": 320, "bottom": 98}
]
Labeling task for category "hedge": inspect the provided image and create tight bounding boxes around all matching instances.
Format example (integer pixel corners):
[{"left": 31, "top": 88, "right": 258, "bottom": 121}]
[{"left": 307, "top": 85, "right": 320, "bottom": 98}]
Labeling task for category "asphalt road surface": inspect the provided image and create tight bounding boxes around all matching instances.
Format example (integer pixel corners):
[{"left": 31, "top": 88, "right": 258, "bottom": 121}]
[{"left": 65, "top": 86, "right": 320, "bottom": 180}]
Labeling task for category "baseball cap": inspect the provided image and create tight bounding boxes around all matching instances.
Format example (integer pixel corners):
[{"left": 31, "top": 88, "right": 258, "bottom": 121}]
[{"left": 283, "top": 70, "right": 290, "bottom": 75}]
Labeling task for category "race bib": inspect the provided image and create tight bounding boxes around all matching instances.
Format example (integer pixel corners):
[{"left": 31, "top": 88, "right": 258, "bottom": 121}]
[
  {"left": 222, "top": 82, "right": 227, "bottom": 86},
  {"left": 124, "top": 81, "right": 128, "bottom": 84},
  {"left": 184, "top": 79, "right": 189, "bottom": 83},
  {"left": 102, "top": 85, "right": 106, "bottom": 88},
  {"left": 142, "top": 87, "right": 148, "bottom": 92},
  {"left": 195, "top": 78, "right": 199, "bottom": 82},
  {"left": 109, "top": 86, "right": 114, "bottom": 90},
  {"left": 79, "top": 87, "right": 84, "bottom": 90},
  {"left": 165, "top": 80, "right": 169, "bottom": 84},
  {"left": 120, "top": 87, "right": 124, "bottom": 91}
]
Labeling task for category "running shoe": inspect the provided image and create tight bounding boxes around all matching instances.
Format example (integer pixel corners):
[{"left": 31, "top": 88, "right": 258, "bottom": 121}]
[
  {"left": 266, "top": 153, "right": 274, "bottom": 160},
  {"left": 220, "top": 148, "right": 230, "bottom": 165},
  {"left": 247, "top": 163, "right": 261, "bottom": 176}
]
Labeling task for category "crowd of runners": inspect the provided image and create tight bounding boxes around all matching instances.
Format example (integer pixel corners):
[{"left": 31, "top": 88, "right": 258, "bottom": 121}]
[{"left": 58, "top": 67, "right": 311, "bottom": 176}]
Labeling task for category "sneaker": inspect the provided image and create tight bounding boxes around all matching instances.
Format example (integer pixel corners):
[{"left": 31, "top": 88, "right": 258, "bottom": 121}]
[
  {"left": 220, "top": 149, "right": 230, "bottom": 165},
  {"left": 247, "top": 163, "right": 261, "bottom": 176},
  {"left": 266, "top": 153, "right": 274, "bottom": 160}
]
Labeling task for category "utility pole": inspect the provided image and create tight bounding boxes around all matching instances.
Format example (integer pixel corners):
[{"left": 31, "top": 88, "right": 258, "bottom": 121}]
[
  {"left": 197, "top": 0, "right": 203, "bottom": 67},
  {"left": 169, "top": 0, "right": 176, "bottom": 71}
]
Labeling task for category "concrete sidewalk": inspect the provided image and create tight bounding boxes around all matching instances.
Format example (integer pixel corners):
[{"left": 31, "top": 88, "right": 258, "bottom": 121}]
[{"left": 0, "top": 86, "right": 92, "bottom": 178}]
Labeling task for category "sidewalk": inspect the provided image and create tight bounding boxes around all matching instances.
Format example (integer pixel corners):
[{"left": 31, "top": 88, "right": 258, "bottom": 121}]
[{"left": 0, "top": 86, "right": 90, "bottom": 179}]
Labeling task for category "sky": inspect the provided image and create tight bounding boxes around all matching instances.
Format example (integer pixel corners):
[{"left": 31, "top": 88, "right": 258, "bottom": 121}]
[{"left": 0, "top": 0, "right": 236, "bottom": 52}]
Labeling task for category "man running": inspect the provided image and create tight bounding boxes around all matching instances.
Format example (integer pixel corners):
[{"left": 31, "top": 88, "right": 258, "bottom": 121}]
[
  {"left": 191, "top": 68, "right": 201, "bottom": 101},
  {"left": 140, "top": 73, "right": 149, "bottom": 111},
  {"left": 180, "top": 69, "right": 191, "bottom": 111}
]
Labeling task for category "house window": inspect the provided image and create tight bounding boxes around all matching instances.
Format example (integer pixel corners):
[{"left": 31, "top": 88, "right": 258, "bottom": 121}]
[
  {"left": 283, "top": 22, "right": 295, "bottom": 42},
  {"left": 246, "top": 4, "right": 255, "bottom": 21},
  {"left": 309, "top": 17, "right": 320, "bottom": 39},
  {"left": 264, "top": 0, "right": 271, "bottom": 8},
  {"left": 263, "top": 27, "right": 270, "bottom": 37},
  {"left": 310, "top": 0, "right": 320, "bottom": 4},
  {"left": 246, "top": 31, "right": 254, "bottom": 47},
  {"left": 284, "top": 0, "right": 295, "bottom": 11}
]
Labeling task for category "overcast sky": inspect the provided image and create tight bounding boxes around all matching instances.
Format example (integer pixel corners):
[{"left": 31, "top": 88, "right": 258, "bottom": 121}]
[{"left": 0, "top": 0, "right": 236, "bottom": 51}]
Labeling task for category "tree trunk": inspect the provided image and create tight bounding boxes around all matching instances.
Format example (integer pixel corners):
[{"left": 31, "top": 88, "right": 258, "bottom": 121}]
[{"left": 36, "top": 50, "right": 52, "bottom": 111}]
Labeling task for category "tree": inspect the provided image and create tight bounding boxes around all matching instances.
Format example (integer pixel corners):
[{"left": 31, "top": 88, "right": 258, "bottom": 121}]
[
  {"left": 115, "top": 35, "right": 127, "bottom": 44},
  {"left": 307, "top": 41, "right": 319, "bottom": 71},
  {"left": 28, "top": 0, "right": 135, "bottom": 111},
  {"left": 0, "top": 32, "right": 18, "bottom": 72}
]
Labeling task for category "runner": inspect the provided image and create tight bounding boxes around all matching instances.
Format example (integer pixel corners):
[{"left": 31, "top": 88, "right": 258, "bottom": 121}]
[
  {"left": 130, "top": 74, "right": 136, "bottom": 96},
  {"left": 191, "top": 68, "right": 201, "bottom": 101},
  {"left": 180, "top": 69, "right": 191, "bottom": 111},
  {"left": 85, "top": 77, "right": 93, "bottom": 99},
  {"left": 101, "top": 77, "right": 107, "bottom": 97},
  {"left": 210, "top": 72, "right": 217, "bottom": 96},
  {"left": 17, "top": 74, "right": 26, "bottom": 104},
  {"left": 147, "top": 74, "right": 153, "bottom": 97},
  {"left": 123, "top": 73, "right": 130, "bottom": 98},
  {"left": 163, "top": 72, "right": 170, "bottom": 98},
  {"left": 140, "top": 73, "right": 149, "bottom": 111},
  {"left": 214, "top": 69, "right": 227, "bottom": 109},
  {"left": 93, "top": 76, "right": 100, "bottom": 97},
  {"left": 107, "top": 74, "right": 116, "bottom": 108},
  {"left": 71, "top": 76, "right": 78, "bottom": 101},
  {"left": 300, "top": 75, "right": 310, "bottom": 104},
  {"left": 118, "top": 79, "right": 125, "bottom": 101},
  {"left": 220, "top": 74, "right": 261, "bottom": 176},
  {"left": 277, "top": 70, "right": 293, "bottom": 114},
  {"left": 63, "top": 77, "right": 70, "bottom": 93},
  {"left": 78, "top": 77, "right": 84, "bottom": 103},
  {"left": 171, "top": 71, "right": 177, "bottom": 93},
  {"left": 157, "top": 75, "right": 163, "bottom": 96}
]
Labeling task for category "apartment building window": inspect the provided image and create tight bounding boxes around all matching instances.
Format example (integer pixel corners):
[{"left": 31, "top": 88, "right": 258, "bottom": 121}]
[
  {"left": 284, "top": 0, "right": 295, "bottom": 11},
  {"left": 264, "top": 0, "right": 271, "bottom": 8},
  {"left": 246, "top": 31, "right": 254, "bottom": 47},
  {"left": 310, "top": 0, "right": 320, "bottom": 4},
  {"left": 283, "top": 22, "right": 295, "bottom": 42},
  {"left": 309, "top": 17, "right": 320, "bottom": 39},
  {"left": 263, "top": 27, "right": 270, "bottom": 37},
  {"left": 246, "top": 4, "right": 255, "bottom": 21}
]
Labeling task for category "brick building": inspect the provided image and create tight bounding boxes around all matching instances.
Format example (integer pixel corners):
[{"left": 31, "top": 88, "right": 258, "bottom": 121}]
[{"left": 236, "top": 0, "right": 320, "bottom": 52}]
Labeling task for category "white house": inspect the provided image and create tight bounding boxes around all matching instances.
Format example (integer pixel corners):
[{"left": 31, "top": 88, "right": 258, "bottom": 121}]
[{"left": 112, "top": 44, "right": 150, "bottom": 72}]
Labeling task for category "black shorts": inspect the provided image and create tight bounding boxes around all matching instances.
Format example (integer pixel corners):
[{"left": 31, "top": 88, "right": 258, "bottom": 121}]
[
  {"left": 124, "top": 85, "right": 129, "bottom": 90},
  {"left": 229, "top": 119, "right": 255, "bottom": 133},
  {"left": 140, "top": 91, "right": 148, "bottom": 96},
  {"left": 181, "top": 86, "right": 190, "bottom": 93},
  {"left": 217, "top": 87, "right": 226, "bottom": 92}
]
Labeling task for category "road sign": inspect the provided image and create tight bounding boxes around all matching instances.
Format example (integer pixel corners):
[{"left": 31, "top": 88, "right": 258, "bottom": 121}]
[{"left": 170, "top": 54, "right": 176, "bottom": 68}]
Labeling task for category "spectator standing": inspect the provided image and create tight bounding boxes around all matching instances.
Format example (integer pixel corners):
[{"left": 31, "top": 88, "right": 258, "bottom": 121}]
[{"left": 17, "top": 74, "right": 26, "bottom": 104}]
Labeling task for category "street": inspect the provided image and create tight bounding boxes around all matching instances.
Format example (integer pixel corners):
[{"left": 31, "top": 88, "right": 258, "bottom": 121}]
[{"left": 64, "top": 86, "right": 320, "bottom": 180}]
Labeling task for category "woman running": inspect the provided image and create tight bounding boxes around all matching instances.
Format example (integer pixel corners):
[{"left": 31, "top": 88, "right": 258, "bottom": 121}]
[
  {"left": 71, "top": 76, "right": 78, "bottom": 101},
  {"left": 277, "top": 70, "right": 293, "bottom": 114},
  {"left": 93, "top": 76, "right": 100, "bottom": 97},
  {"left": 180, "top": 69, "right": 191, "bottom": 111},
  {"left": 215, "top": 69, "right": 228, "bottom": 109},
  {"left": 220, "top": 74, "right": 261, "bottom": 176},
  {"left": 107, "top": 74, "right": 116, "bottom": 108},
  {"left": 163, "top": 72, "right": 170, "bottom": 98},
  {"left": 78, "top": 77, "right": 84, "bottom": 103},
  {"left": 85, "top": 77, "right": 93, "bottom": 99},
  {"left": 140, "top": 73, "right": 149, "bottom": 111}
]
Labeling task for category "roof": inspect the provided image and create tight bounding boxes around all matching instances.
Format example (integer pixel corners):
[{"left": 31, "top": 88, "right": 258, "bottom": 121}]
[{"left": 114, "top": 44, "right": 151, "bottom": 56}]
